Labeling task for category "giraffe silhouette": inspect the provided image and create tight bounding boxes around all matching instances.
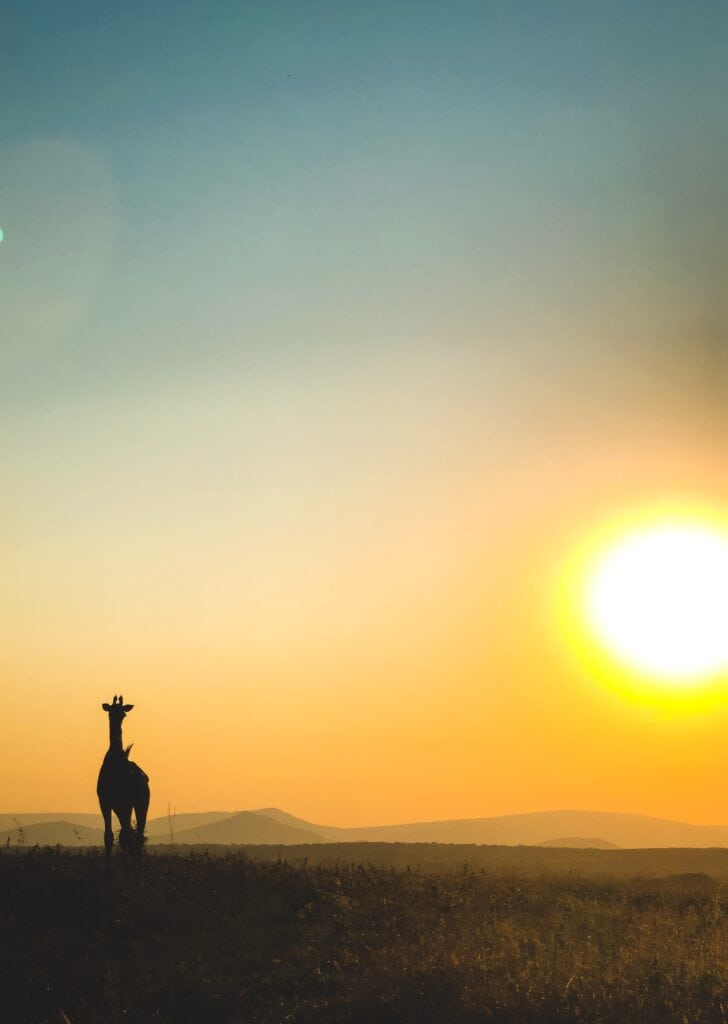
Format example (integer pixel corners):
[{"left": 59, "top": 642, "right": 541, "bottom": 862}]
[{"left": 97, "top": 695, "right": 150, "bottom": 859}]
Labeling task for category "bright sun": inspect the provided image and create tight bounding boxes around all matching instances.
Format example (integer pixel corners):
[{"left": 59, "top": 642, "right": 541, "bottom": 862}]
[{"left": 584, "top": 521, "right": 728, "bottom": 684}]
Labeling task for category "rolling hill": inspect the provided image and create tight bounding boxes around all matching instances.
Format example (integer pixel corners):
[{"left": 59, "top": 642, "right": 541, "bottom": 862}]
[
  {"left": 145, "top": 811, "right": 235, "bottom": 838},
  {"left": 0, "top": 821, "right": 104, "bottom": 847},
  {"left": 5, "top": 807, "right": 728, "bottom": 849},
  {"left": 148, "top": 811, "right": 325, "bottom": 846},
  {"left": 0, "top": 812, "right": 104, "bottom": 832},
  {"left": 251, "top": 808, "right": 728, "bottom": 849}
]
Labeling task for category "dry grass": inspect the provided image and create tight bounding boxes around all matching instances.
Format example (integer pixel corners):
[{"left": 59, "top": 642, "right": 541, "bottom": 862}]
[{"left": 2, "top": 846, "right": 728, "bottom": 1022}]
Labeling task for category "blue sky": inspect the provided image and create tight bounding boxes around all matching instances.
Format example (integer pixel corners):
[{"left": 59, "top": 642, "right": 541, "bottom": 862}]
[{"left": 2, "top": 0, "right": 726, "bottom": 407}]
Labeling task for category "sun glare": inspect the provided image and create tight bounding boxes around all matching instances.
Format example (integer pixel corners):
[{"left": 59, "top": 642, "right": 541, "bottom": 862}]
[{"left": 584, "top": 520, "right": 728, "bottom": 684}]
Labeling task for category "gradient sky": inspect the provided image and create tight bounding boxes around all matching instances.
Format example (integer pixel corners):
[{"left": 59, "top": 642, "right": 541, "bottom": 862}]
[{"left": 2, "top": 1, "right": 727, "bottom": 824}]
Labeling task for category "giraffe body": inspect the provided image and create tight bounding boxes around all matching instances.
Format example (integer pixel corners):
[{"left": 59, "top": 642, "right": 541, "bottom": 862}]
[{"left": 97, "top": 696, "right": 150, "bottom": 858}]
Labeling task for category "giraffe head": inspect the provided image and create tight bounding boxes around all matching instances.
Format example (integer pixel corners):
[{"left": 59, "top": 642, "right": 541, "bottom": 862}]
[{"left": 101, "top": 694, "right": 134, "bottom": 719}]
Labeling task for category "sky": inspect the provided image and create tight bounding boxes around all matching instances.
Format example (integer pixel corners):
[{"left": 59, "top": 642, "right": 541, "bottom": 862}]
[{"left": 2, "top": 1, "right": 727, "bottom": 824}]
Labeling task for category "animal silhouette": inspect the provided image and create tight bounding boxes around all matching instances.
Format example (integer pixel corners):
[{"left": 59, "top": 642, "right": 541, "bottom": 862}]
[{"left": 97, "top": 695, "right": 150, "bottom": 859}]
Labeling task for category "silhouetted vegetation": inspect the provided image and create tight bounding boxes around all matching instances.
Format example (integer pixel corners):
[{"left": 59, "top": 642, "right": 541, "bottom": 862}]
[
  {"left": 150, "top": 840, "right": 728, "bottom": 879},
  {"left": 3, "top": 845, "right": 728, "bottom": 1022}
]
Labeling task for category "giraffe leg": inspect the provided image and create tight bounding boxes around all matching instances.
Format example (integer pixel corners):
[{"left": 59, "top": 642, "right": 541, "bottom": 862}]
[
  {"left": 117, "top": 805, "right": 135, "bottom": 856},
  {"left": 134, "top": 803, "right": 149, "bottom": 854},
  {"left": 134, "top": 778, "right": 151, "bottom": 855},
  {"left": 101, "top": 805, "right": 114, "bottom": 861}
]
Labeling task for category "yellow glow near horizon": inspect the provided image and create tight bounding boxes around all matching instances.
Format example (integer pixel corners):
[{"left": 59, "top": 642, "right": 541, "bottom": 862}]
[{"left": 557, "top": 505, "right": 728, "bottom": 702}]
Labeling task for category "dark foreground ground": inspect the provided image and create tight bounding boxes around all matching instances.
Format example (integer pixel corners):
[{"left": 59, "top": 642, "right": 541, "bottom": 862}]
[{"left": 3, "top": 844, "right": 728, "bottom": 1023}]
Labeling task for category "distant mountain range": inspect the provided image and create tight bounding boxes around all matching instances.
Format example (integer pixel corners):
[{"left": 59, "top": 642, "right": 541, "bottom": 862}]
[
  {"left": 160, "top": 811, "right": 325, "bottom": 846},
  {"left": 0, "top": 820, "right": 105, "bottom": 847},
  {"left": 4, "top": 807, "right": 728, "bottom": 850}
]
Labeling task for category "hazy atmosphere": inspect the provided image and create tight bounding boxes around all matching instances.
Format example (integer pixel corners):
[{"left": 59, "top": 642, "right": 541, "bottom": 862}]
[{"left": 2, "top": 1, "right": 727, "bottom": 825}]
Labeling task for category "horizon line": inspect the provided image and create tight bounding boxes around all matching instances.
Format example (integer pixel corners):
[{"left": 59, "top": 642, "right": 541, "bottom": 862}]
[{"left": 4, "top": 806, "right": 728, "bottom": 831}]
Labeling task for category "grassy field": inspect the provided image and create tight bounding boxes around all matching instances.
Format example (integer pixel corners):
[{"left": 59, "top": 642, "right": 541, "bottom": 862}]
[
  {"left": 3, "top": 845, "right": 728, "bottom": 1023},
  {"left": 152, "top": 839, "right": 728, "bottom": 879}
]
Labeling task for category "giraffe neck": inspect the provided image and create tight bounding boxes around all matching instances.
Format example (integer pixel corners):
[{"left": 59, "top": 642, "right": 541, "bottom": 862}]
[{"left": 108, "top": 718, "right": 124, "bottom": 753}]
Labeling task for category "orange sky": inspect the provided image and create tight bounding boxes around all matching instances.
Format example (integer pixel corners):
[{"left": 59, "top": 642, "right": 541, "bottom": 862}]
[{"left": 4, "top": 414, "right": 728, "bottom": 825}]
